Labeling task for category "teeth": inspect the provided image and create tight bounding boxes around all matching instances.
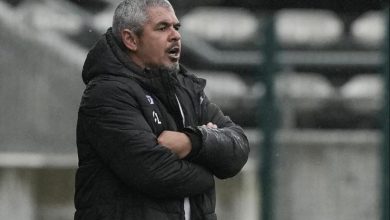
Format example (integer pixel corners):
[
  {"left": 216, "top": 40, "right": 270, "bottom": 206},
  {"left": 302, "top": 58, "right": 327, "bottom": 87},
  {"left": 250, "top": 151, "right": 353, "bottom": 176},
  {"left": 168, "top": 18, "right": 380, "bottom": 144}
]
[
  {"left": 168, "top": 46, "right": 180, "bottom": 60},
  {"left": 168, "top": 47, "right": 179, "bottom": 53}
]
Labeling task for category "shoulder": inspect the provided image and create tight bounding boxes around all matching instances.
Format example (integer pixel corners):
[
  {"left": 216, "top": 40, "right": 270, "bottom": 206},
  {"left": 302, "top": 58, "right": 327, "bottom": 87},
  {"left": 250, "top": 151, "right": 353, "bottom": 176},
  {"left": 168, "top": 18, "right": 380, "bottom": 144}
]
[{"left": 81, "top": 75, "right": 143, "bottom": 108}]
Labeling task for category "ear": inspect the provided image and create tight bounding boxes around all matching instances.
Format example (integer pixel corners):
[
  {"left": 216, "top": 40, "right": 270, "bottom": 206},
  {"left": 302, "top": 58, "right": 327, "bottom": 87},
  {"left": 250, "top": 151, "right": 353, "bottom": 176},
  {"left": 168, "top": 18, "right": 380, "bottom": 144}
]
[{"left": 121, "top": 29, "right": 138, "bottom": 51}]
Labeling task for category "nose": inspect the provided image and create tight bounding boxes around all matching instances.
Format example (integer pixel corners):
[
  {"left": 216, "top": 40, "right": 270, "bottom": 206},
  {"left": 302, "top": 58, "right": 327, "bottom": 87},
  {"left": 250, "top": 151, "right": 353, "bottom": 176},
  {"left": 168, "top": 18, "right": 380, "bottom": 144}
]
[{"left": 169, "top": 28, "right": 181, "bottom": 42}]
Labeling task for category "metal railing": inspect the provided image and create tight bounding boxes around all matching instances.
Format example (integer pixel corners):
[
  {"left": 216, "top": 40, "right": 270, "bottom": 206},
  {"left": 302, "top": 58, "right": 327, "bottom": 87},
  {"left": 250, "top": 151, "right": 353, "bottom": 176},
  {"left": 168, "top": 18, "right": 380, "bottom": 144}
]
[
  {"left": 258, "top": 16, "right": 279, "bottom": 220},
  {"left": 380, "top": 7, "right": 389, "bottom": 220},
  {"left": 258, "top": 8, "right": 389, "bottom": 220}
]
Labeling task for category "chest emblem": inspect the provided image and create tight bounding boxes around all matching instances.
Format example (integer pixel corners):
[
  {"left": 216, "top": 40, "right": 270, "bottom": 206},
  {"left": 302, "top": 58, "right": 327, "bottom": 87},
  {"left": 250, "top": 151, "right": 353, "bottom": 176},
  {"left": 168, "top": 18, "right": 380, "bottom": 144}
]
[{"left": 146, "top": 95, "right": 154, "bottom": 104}]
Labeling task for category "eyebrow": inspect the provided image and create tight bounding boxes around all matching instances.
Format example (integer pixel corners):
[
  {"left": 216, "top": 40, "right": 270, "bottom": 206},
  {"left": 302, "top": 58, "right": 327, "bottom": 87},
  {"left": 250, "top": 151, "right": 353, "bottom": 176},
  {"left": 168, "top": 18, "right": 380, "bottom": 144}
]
[{"left": 156, "top": 21, "right": 181, "bottom": 28}]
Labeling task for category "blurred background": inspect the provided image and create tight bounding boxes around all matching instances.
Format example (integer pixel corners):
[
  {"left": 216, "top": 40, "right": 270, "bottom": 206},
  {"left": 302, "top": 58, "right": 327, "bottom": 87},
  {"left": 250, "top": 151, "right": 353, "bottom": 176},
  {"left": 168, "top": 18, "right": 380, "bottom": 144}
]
[{"left": 0, "top": 0, "right": 388, "bottom": 220}]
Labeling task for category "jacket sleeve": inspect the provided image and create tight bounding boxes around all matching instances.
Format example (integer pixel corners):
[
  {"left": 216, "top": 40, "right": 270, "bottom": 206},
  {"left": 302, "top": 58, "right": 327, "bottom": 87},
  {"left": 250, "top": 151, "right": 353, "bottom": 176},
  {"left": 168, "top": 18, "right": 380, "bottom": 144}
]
[
  {"left": 79, "top": 79, "right": 214, "bottom": 199},
  {"left": 186, "top": 95, "right": 250, "bottom": 179}
]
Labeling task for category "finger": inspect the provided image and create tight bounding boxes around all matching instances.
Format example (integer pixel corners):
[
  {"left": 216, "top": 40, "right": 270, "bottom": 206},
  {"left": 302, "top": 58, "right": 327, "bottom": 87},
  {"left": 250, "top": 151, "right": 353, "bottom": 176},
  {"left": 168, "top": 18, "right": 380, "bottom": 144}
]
[{"left": 207, "top": 122, "right": 218, "bottom": 129}]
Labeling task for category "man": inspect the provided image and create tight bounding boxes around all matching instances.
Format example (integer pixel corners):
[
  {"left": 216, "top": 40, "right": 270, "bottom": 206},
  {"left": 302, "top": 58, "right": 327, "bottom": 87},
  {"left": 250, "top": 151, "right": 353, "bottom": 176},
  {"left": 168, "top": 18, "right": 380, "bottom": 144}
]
[{"left": 74, "top": 0, "right": 249, "bottom": 219}]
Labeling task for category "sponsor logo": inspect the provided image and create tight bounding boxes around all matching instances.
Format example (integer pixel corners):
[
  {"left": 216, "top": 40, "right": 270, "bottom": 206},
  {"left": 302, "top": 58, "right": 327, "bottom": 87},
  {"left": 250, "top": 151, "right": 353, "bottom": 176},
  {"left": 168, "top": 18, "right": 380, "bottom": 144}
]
[{"left": 152, "top": 111, "right": 162, "bottom": 124}]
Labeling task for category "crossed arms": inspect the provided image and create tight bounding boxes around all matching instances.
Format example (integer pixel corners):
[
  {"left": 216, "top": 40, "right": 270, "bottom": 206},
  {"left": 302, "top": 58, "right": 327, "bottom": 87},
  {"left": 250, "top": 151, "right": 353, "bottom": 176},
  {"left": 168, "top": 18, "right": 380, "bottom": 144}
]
[{"left": 79, "top": 80, "right": 249, "bottom": 198}]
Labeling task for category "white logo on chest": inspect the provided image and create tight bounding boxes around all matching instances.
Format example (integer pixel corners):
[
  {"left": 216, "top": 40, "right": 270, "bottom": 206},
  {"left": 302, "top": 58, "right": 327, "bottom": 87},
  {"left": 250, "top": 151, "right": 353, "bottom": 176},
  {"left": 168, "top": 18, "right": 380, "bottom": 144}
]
[
  {"left": 200, "top": 95, "right": 204, "bottom": 104},
  {"left": 146, "top": 95, "right": 154, "bottom": 104},
  {"left": 152, "top": 111, "right": 162, "bottom": 124}
]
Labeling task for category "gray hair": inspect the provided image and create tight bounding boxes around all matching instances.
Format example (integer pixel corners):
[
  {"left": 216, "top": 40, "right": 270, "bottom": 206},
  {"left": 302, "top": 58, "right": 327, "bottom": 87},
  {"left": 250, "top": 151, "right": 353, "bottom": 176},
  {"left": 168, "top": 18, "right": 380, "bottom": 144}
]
[{"left": 112, "top": 0, "right": 172, "bottom": 40}]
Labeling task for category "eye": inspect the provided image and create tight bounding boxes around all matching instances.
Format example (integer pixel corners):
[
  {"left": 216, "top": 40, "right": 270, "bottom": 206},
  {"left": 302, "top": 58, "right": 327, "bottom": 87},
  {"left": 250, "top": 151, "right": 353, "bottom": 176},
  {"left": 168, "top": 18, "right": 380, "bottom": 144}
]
[
  {"left": 157, "top": 24, "right": 168, "bottom": 31},
  {"left": 174, "top": 24, "right": 181, "bottom": 31},
  {"left": 159, "top": 26, "right": 167, "bottom": 31}
]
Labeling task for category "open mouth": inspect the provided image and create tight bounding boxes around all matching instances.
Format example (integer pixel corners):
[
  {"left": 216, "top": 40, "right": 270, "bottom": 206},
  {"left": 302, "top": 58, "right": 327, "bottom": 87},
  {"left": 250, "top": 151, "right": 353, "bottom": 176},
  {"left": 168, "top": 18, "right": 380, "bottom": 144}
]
[{"left": 167, "top": 46, "right": 180, "bottom": 61}]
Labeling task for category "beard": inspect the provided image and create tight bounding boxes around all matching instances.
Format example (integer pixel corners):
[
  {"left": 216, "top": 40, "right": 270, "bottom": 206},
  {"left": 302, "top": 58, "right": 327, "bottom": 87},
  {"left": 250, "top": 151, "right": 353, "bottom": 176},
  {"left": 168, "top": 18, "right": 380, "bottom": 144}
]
[
  {"left": 147, "top": 62, "right": 180, "bottom": 77},
  {"left": 145, "top": 63, "right": 181, "bottom": 79},
  {"left": 159, "top": 62, "right": 180, "bottom": 74}
]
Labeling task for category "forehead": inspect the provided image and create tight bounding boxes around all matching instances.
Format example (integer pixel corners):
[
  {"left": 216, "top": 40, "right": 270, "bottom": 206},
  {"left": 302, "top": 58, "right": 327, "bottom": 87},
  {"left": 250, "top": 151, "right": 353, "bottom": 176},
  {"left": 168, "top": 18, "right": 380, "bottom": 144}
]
[{"left": 146, "top": 6, "right": 179, "bottom": 24}]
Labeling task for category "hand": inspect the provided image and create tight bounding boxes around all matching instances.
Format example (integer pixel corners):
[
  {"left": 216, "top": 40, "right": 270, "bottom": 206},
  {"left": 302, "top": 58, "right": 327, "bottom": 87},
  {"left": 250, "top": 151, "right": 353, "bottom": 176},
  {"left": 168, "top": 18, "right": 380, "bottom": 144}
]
[
  {"left": 202, "top": 122, "right": 218, "bottom": 129},
  {"left": 158, "top": 131, "right": 192, "bottom": 159}
]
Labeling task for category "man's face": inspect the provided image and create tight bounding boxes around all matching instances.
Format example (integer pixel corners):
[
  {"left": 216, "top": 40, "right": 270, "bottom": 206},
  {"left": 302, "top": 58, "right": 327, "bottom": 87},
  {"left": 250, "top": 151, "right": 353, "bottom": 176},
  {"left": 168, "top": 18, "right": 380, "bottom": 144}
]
[{"left": 132, "top": 6, "right": 181, "bottom": 71}]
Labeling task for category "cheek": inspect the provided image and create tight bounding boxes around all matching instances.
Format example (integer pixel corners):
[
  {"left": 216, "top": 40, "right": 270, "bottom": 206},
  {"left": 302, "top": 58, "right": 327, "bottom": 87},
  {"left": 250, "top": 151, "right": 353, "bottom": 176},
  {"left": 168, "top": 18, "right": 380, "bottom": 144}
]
[
  {"left": 142, "top": 46, "right": 159, "bottom": 60},
  {"left": 139, "top": 38, "right": 167, "bottom": 62},
  {"left": 144, "top": 43, "right": 162, "bottom": 55},
  {"left": 148, "top": 38, "right": 166, "bottom": 53}
]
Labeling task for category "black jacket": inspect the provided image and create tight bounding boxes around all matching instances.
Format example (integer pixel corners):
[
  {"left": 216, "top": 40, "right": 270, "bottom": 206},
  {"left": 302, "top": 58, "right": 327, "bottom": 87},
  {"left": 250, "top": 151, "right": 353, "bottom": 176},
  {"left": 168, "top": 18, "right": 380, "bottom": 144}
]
[{"left": 74, "top": 28, "right": 249, "bottom": 220}]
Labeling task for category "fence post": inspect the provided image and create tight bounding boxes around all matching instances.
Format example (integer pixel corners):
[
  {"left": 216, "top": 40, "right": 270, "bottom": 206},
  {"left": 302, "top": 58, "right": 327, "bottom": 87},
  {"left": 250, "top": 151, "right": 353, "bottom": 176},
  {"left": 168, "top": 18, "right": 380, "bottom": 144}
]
[
  {"left": 259, "top": 15, "right": 279, "bottom": 220},
  {"left": 381, "top": 7, "right": 389, "bottom": 220}
]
